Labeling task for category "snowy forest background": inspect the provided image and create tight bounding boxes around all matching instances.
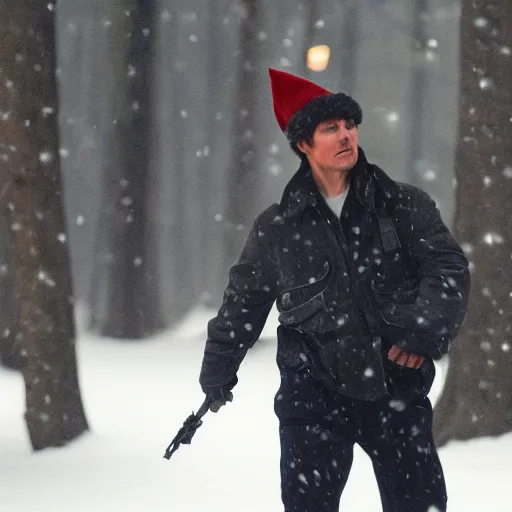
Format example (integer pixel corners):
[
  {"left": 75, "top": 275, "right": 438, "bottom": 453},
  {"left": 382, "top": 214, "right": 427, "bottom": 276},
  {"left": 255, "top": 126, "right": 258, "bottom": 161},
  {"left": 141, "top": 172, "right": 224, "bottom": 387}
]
[{"left": 0, "top": 0, "right": 511, "bottom": 509}]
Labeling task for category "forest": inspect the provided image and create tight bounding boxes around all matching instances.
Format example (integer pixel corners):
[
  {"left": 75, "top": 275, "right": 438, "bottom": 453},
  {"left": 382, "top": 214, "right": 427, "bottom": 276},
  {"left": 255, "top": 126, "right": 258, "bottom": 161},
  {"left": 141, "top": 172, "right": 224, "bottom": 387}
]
[{"left": 0, "top": 1, "right": 511, "bottom": 510}]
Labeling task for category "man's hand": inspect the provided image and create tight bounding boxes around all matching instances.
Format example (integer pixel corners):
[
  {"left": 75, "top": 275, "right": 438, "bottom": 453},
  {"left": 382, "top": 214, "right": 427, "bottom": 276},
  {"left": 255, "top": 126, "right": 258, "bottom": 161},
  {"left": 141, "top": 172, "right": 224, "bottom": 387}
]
[
  {"left": 204, "top": 377, "right": 237, "bottom": 413},
  {"left": 388, "top": 344, "right": 424, "bottom": 369},
  {"left": 209, "top": 391, "right": 233, "bottom": 413}
]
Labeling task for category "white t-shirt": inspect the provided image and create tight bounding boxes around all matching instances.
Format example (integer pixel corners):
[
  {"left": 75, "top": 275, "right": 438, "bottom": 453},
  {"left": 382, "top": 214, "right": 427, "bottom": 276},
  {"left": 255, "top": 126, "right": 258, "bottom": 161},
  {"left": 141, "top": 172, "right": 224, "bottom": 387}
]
[{"left": 323, "top": 184, "right": 350, "bottom": 218}]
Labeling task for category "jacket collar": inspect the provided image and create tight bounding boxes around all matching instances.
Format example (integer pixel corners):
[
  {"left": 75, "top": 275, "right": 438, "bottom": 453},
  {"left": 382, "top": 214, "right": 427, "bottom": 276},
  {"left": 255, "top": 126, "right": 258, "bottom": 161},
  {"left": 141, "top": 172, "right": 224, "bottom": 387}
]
[{"left": 280, "top": 146, "right": 399, "bottom": 219}]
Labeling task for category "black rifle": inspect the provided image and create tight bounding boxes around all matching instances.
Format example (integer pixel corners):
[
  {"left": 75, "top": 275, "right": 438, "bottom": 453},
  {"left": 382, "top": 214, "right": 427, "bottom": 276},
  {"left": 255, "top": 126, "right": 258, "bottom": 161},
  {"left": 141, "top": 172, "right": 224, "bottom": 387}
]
[{"left": 163, "top": 396, "right": 213, "bottom": 460}]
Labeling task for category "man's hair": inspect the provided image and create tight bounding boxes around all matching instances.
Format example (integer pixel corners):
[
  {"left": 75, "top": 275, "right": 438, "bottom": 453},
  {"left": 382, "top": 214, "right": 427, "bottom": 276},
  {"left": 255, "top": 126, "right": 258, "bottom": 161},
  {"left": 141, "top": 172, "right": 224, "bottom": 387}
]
[{"left": 285, "top": 92, "right": 362, "bottom": 158}]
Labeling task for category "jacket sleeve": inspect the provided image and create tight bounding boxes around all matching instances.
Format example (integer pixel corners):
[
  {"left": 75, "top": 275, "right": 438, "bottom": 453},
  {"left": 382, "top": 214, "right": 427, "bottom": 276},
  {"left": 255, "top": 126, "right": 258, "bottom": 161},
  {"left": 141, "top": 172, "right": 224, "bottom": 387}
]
[
  {"left": 199, "top": 211, "right": 279, "bottom": 392},
  {"left": 376, "top": 189, "right": 470, "bottom": 360}
]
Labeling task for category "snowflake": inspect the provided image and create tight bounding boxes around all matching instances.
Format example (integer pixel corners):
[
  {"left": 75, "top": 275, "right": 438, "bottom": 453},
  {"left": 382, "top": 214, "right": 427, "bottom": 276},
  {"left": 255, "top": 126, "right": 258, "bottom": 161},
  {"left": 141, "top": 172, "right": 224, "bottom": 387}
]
[
  {"left": 364, "top": 367, "right": 374, "bottom": 378},
  {"left": 298, "top": 473, "right": 309, "bottom": 485}
]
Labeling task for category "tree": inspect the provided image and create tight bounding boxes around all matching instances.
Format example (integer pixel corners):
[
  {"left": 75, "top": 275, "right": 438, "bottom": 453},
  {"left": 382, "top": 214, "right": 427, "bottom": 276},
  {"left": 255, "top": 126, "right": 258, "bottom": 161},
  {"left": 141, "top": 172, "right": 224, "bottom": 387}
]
[
  {"left": 406, "top": 0, "right": 427, "bottom": 186},
  {"left": 211, "top": 0, "right": 265, "bottom": 301},
  {"left": 300, "top": 0, "right": 319, "bottom": 79},
  {"left": 338, "top": 0, "right": 360, "bottom": 96},
  {"left": 0, "top": 0, "right": 88, "bottom": 449},
  {"left": 89, "top": 0, "right": 165, "bottom": 338},
  {"left": 433, "top": 0, "right": 512, "bottom": 446},
  {"left": 0, "top": 216, "right": 22, "bottom": 369},
  {"left": 0, "top": 199, "right": 23, "bottom": 369}
]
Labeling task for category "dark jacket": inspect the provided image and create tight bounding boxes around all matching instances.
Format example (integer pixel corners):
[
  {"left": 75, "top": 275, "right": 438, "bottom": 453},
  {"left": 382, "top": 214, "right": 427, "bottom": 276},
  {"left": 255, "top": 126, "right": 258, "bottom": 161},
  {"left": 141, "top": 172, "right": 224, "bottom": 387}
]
[{"left": 199, "top": 148, "right": 470, "bottom": 401}]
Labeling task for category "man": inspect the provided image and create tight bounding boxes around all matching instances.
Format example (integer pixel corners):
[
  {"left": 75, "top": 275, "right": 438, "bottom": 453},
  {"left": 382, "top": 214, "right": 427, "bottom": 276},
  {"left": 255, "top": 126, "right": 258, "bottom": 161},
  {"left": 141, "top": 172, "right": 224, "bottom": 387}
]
[{"left": 199, "top": 68, "right": 470, "bottom": 512}]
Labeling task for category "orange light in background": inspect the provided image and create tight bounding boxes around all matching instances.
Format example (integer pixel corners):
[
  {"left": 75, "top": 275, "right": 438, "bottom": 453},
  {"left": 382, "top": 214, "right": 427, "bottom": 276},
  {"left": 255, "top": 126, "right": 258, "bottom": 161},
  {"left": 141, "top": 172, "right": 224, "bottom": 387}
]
[{"left": 306, "top": 45, "right": 331, "bottom": 72}]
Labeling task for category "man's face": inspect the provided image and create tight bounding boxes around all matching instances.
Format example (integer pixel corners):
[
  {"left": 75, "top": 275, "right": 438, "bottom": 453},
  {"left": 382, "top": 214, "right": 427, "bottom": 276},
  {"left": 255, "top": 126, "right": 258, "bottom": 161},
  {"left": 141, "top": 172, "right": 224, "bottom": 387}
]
[{"left": 297, "top": 118, "right": 359, "bottom": 173}]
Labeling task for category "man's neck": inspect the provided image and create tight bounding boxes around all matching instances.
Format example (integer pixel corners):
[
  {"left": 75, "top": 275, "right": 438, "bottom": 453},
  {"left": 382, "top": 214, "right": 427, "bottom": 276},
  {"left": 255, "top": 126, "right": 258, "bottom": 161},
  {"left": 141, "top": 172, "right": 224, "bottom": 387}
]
[{"left": 310, "top": 165, "right": 350, "bottom": 198}]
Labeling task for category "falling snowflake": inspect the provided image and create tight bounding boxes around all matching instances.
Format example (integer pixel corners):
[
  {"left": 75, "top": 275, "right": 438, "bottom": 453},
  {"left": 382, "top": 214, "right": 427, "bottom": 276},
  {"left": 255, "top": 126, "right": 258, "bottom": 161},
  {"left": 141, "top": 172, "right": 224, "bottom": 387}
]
[
  {"left": 389, "top": 400, "right": 406, "bottom": 412},
  {"left": 38, "top": 270, "right": 56, "bottom": 288},
  {"left": 482, "top": 232, "right": 504, "bottom": 245},
  {"left": 364, "top": 367, "right": 374, "bottom": 378},
  {"left": 473, "top": 17, "right": 488, "bottom": 28},
  {"left": 160, "top": 10, "right": 172, "bottom": 22},
  {"left": 480, "top": 340, "right": 492, "bottom": 352},
  {"left": 387, "top": 111, "right": 399, "bottom": 123},
  {"left": 298, "top": 473, "right": 309, "bottom": 486},
  {"left": 479, "top": 78, "right": 494, "bottom": 90},
  {"left": 39, "top": 151, "right": 53, "bottom": 163}
]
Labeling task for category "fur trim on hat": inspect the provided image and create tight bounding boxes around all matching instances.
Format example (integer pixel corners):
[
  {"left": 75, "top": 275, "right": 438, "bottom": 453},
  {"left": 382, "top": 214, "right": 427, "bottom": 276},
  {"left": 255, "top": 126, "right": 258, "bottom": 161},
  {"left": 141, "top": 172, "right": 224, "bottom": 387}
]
[{"left": 285, "top": 92, "right": 363, "bottom": 158}]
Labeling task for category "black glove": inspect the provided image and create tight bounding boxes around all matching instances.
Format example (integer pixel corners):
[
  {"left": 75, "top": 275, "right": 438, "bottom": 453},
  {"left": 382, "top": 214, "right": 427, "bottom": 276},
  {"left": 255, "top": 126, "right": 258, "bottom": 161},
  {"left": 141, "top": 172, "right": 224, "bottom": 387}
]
[{"left": 204, "top": 377, "right": 237, "bottom": 413}]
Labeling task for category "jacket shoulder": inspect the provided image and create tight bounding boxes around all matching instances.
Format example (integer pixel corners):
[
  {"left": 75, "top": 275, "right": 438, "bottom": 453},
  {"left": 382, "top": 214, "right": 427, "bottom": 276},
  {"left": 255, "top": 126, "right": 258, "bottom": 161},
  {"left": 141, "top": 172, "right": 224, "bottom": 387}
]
[
  {"left": 370, "top": 163, "right": 435, "bottom": 212},
  {"left": 254, "top": 203, "right": 285, "bottom": 228},
  {"left": 395, "top": 181, "right": 436, "bottom": 207},
  {"left": 386, "top": 181, "right": 439, "bottom": 220}
]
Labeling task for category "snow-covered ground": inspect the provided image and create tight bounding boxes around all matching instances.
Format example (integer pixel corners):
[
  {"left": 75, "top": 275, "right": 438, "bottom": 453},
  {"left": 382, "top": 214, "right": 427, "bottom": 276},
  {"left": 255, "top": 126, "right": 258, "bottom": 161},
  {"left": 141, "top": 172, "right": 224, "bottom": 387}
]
[{"left": 1, "top": 306, "right": 511, "bottom": 511}]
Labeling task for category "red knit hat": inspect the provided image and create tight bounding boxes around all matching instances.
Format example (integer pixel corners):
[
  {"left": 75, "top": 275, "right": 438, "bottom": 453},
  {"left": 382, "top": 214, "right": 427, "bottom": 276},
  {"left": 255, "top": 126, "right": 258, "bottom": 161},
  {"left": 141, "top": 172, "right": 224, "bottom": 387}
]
[{"left": 268, "top": 68, "right": 362, "bottom": 157}]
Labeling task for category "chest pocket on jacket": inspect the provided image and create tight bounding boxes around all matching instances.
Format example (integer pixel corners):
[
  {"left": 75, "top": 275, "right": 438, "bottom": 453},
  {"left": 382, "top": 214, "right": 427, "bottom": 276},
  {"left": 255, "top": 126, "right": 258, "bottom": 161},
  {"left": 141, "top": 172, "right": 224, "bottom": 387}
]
[
  {"left": 277, "top": 259, "right": 331, "bottom": 329},
  {"left": 372, "top": 217, "right": 409, "bottom": 291}
]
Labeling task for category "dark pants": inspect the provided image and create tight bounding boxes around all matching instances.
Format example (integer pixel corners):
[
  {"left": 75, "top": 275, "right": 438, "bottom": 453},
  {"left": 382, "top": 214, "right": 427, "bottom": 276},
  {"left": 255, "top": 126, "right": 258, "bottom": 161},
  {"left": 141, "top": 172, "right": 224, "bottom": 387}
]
[{"left": 274, "top": 369, "right": 447, "bottom": 512}]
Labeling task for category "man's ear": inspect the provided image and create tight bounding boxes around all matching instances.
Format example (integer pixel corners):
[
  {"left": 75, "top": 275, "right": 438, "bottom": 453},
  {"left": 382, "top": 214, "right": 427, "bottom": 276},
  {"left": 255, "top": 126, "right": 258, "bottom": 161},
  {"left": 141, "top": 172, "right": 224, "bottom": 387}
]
[{"left": 296, "top": 140, "right": 308, "bottom": 154}]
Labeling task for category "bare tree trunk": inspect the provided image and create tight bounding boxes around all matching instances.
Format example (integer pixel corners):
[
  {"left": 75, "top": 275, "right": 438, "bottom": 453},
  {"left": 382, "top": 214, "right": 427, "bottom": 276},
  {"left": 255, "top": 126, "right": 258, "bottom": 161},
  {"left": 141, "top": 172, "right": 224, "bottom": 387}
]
[
  {"left": 0, "top": 0, "right": 88, "bottom": 450},
  {"left": 217, "top": 0, "right": 264, "bottom": 290},
  {"left": 0, "top": 208, "right": 22, "bottom": 369},
  {"left": 338, "top": 0, "right": 360, "bottom": 95},
  {"left": 91, "top": 0, "right": 165, "bottom": 338},
  {"left": 300, "top": 0, "right": 319, "bottom": 78},
  {"left": 433, "top": 0, "right": 512, "bottom": 447},
  {"left": 406, "top": 0, "right": 427, "bottom": 186},
  {"left": 201, "top": 0, "right": 225, "bottom": 307}
]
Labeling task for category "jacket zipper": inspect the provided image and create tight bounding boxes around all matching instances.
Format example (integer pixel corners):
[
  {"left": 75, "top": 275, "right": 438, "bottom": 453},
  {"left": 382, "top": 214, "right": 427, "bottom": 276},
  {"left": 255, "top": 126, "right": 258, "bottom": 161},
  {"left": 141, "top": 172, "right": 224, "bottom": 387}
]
[
  {"left": 314, "top": 206, "right": 353, "bottom": 286},
  {"left": 315, "top": 206, "right": 382, "bottom": 357}
]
